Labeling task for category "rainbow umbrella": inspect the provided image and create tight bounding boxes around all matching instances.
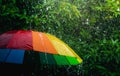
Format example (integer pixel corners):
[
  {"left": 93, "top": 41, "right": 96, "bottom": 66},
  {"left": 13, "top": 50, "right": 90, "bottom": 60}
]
[{"left": 0, "top": 30, "right": 82, "bottom": 65}]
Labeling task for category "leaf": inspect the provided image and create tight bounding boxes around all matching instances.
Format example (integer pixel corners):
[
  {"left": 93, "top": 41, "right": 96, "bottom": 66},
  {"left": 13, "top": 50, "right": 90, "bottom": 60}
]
[
  {"left": 0, "top": 0, "right": 2, "bottom": 4},
  {"left": 96, "top": 65, "right": 108, "bottom": 71},
  {"left": 12, "top": 0, "right": 16, "bottom": 4}
]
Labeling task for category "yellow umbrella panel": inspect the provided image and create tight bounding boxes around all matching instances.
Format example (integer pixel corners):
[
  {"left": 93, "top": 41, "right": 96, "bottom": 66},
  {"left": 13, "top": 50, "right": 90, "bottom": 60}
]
[{"left": 45, "top": 33, "right": 83, "bottom": 65}]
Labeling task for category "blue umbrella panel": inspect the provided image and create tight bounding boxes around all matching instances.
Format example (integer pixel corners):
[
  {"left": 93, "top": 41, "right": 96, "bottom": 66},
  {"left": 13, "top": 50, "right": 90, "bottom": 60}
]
[{"left": 0, "top": 49, "right": 25, "bottom": 64}]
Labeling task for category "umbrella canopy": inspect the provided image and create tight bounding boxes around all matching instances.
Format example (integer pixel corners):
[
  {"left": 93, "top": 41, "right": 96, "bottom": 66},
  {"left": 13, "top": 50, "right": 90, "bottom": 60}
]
[{"left": 0, "top": 30, "right": 82, "bottom": 65}]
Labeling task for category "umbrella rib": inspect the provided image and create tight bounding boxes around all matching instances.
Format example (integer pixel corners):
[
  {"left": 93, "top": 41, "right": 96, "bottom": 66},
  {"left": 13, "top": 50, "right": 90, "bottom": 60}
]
[{"left": 3, "top": 49, "right": 11, "bottom": 63}]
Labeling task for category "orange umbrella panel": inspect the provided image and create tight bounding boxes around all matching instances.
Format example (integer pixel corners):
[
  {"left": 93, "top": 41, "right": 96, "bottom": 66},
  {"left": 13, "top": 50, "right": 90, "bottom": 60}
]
[{"left": 32, "top": 31, "right": 58, "bottom": 54}]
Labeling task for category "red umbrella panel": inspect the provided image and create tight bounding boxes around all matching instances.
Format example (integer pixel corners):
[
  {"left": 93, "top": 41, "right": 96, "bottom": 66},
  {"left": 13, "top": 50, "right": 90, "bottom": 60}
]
[{"left": 0, "top": 30, "right": 83, "bottom": 65}]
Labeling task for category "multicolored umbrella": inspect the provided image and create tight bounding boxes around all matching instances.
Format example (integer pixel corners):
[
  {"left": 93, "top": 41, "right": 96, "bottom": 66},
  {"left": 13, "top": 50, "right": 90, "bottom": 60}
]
[{"left": 0, "top": 30, "right": 82, "bottom": 65}]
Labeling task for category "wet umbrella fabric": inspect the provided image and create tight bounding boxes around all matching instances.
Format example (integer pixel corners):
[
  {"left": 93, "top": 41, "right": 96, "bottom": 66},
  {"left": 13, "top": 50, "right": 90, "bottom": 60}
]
[{"left": 0, "top": 30, "right": 82, "bottom": 65}]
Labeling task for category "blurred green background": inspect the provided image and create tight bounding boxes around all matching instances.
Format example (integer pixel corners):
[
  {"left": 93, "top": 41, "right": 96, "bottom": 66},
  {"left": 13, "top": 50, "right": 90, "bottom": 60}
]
[{"left": 0, "top": 0, "right": 120, "bottom": 76}]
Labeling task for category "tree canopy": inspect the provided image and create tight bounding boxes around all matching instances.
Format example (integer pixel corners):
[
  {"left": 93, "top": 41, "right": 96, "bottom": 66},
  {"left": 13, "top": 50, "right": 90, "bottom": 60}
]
[{"left": 0, "top": 0, "right": 120, "bottom": 76}]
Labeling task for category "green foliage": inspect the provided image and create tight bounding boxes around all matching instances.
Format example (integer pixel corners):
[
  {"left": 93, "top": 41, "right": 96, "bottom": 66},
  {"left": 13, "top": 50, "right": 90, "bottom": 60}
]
[
  {"left": 94, "top": 0, "right": 120, "bottom": 17},
  {"left": 81, "top": 39, "right": 120, "bottom": 76},
  {"left": 0, "top": 0, "right": 120, "bottom": 76}
]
